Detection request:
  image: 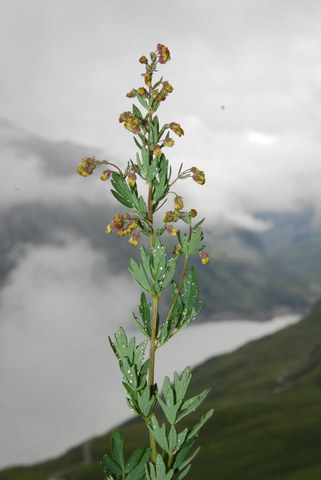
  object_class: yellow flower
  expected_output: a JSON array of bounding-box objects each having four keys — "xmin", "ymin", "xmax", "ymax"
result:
[
  {"xmin": 169, "ymin": 122, "xmax": 184, "ymax": 137},
  {"xmin": 127, "ymin": 172, "xmax": 137, "ymax": 187},
  {"xmin": 164, "ymin": 137, "xmax": 174, "ymax": 147},
  {"xmin": 200, "ymin": 251, "xmax": 210, "ymax": 265},
  {"xmin": 153, "ymin": 144, "xmax": 162, "ymax": 157},
  {"xmin": 128, "ymin": 232, "xmax": 141, "ymax": 247},
  {"xmin": 173, "ymin": 244, "xmax": 182, "ymax": 255},
  {"xmin": 174, "ymin": 195, "xmax": 184, "ymax": 211},
  {"xmin": 105, "ymin": 224, "xmax": 112, "ymax": 234},
  {"xmin": 191, "ymin": 167, "xmax": 205, "ymax": 185},
  {"xmin": 166, "ymin": 225, "xmax": 178, "ymax": 236},
  {"xmin": 100, "ymin": 170, "xmax": 111, "ymax": 181}
]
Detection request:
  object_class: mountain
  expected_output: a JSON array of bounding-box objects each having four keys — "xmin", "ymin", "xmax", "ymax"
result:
[{"xmin": 2, "ymin": 298, "xmax": 320, "ymax": 480}]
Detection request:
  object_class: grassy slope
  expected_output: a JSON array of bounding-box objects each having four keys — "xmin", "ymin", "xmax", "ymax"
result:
[{"xmin": 1, "ymin": 299, "xmax": 321, "ymax": 480}]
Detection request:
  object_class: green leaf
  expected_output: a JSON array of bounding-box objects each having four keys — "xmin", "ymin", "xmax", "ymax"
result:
[
  {"xmin": 148, "ymin": 416, "xmax": 169, "ymax": 451},
  {"xmin": 178, "ymin": 446, "xmax": 200, "ymax": 471},
  {"xmin": 188, "ymin": 228, "xmax": 203, "ymax": 255},
  {"xmin": 127, "ymin": 448, "xmax": 152, "ymax": 480},
  {"xmin": 177, "ymin": 389, "xmax": 210, "ymax": 423},
  {"xmin": 125, "ymin": 447, "xmax": 145, "ymax": 473},
  {"xmin": 168, "ymin": 425, "xmax": 178, "ymax": 452},
  {"xmin": 187, "ymin": 409, "xmax": 214, "ymax": 442},
  {"xmin": 137, "ymin": 385, "xmax": 156, "ymax": 418},
  {"xmin": 111, "ymin": 429, "xmax": 125, "ymax": 470},
  {"xmin": 133, "ymin": 340, "xmax": 148, "ymax": 370},
  {"xmin": 173, "ymin": 367, "xmax": 192, "ymax": 402},
  {"xmin": 140, "ymin": 246, "xmax": 153, "ymax": 280},
  {"xmin": 176, "ymin": 464, "xmax": 191, "ymax": 480},
  {"xmin": 135, "ymin": 93, "xmax": 149, "ymax": 110},
  {"xmin": 134, "ymin": 136, "xmax": 142, "ymax": 150},
  {"xmin": 162, "ymin": 257, "xmax": 178, "ymax": 290},
  {"xmin": 133, "ymin": 104, "xmax": 143, "ymax": 120},
  {"xmin": 111, "ymin": 189, "xmax": 133, "ymax": 208},
  {"xmin": 122, "ymin": 358, "xmax": 138, "ymax": 390},
  {"xmin": 101, "ymin": 453, "xmax": 122, "ymax": 477},
  {"xmin": 111, "ymin": 172, "xmax": 133, "ymax": 204},
  {"xmin": 129, "ymin": 258, "xmax": 152, "ymax": 293},
  {"xmin": 182, "ymin": 267, "xmax": 199, "ymax": 316},
  {"xmin": 139, "ymin": 293, "xmax": 152, "ymax": 336}
]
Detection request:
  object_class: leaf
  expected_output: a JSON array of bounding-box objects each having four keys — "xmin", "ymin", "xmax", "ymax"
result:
[
  {"xmin": 127, "ymin": 448, "xmax": 152, "ymax": 480},
  {"xmin": 182, "ymin": 267, "xmax": 199, "ymax": 316},
  {"xmin": 133, "ymin": 340, "xmax": 148, "ymax": 370},
  {"xmin": 139, "ymin": 293, "xmax": 152, "ymax": 336},
  {"xmin": 162, "ymin": 257, "xmax": 178, "ymax": 290},
  {"xmin": 122, "ymin": 358, "xmax": 138, "ymax": 390},
  {"xmin": 177, "ymin": 389, "xmax": 210, "ymax": 423},
  {"xmin": 101, "ymin": 453, "xmax": 122, "ymax": 477},
  {"xmin": 137, "ymin": 385, "xmax": 156, "ymax": 418},
  {"xmin": 134, "ymin": 136, "xmax": 142, "ymax": 150},
  {"xmin": 133, "ymin": 104, "xmax": 143, "ymax": 120},
  {"xmin": 168, "ymin": 424, "xmax": 178, "ymax": 452},
  {"xmin": 129, "ymin": 258, "xmax": 152, "ymax": 293},
  {"xmin": 111, "ymin": 429, "xmax": 125, "ymax": 470},
  {"xmin": 111, "ymin": 172, "xmax": 133, "ymax": 204},
  {"xmin": 178, "ymin": 446, "xmax": 200, "ymax": 471},
  {"xmin": 187, "ymin": 409, "xmax": 214, "ymax": 442},
  {"xmin": 147, "ymin": 416, "xmax": 169, "ymax": 451},
  {"xmin": 176, "ymin": 464, "xmax": 191, "ymax": 480},
  {"xmin": 125, "ymin": 447, "xmax": 145, "ymax": 473},
  {"xmin": 140, "ymin": 246, "xmax": 153, "ymax": 280},
  {"xmin": 135, "ymin": 93, "xmax": 149, "ymax": 110},
  {"xmin": 111, "ymin": 189, "xmax": 133, "ymax": 208},
  {"xmin": 173, "ymin": 367, "xmax": 192, "ymax": 402},
  {"xmin": 188, "ymin": 228, "xmax": 203, "ymax": 255}
]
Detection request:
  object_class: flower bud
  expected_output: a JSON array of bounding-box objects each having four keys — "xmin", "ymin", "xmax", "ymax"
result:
[
  {"xmin": 100, "ymin": 170, "xmax": 111, "ymax": 181},
  {"xmin": 174, "ymin": 195, "xmax": 184, "ymax": 211},
  {"xmin": 163, "ymin": 211, "xmax": 178, "ymax": 223},
  {"xmin": 200, "ymin": 251, "xmax": 210, "ymax": 265},
  {"xmin": 173, "ymin": 244, "xmax": 182, "ymax": 255},
  {"xmin": 191, "ymin": 167, "xmax": 205, "ymax": 185},
  {"xmin": 105, "ymin": 224, "xmax": 112, "ymax": 234},
  {"xmin": 139, "ymin": 55, "xmax": 148, "ymax": 64},
  {"xmin": 129, "ymin": 232, "xmax": 141, "ymax": 247},
  {"xmin": 127, "ymin": 171, "xmax": 137, "ymax": 187},
  {"xmin": 157, "ymin": 44, "xmax": 171, "ymax": 64},
  {"xmin": 189, "ymin": 209, "xmax": 197, "ymax": 218},
  {"xmin": 126, "ymin": 89, "xmax": 136, "ymax": 98},
  {"xmin": 153, "ymin": 144, "xmax": 162, "ymax": 157},
  {"xmin": 164, "ymin": 137, "xmax": 175, "ymax": 147},
  {"xmin": 169, "ymin": 122, "xmax": 184, "ymax": 137},
  {"xmin": 166, "ymin": 225, "xmax": 179, "ymax": 236}
]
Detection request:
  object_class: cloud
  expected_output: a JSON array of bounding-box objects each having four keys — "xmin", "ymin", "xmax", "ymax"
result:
[{"xmin": 0, "ymin": 234, "xmax": 140, "ymax": 467}]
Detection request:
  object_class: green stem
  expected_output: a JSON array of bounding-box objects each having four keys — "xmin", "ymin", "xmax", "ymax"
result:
[{"xmin": 148, "ymin": 294, "xmax": 159, "ymax": 463}]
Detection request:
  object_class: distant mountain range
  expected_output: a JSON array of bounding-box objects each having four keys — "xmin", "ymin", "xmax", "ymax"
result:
[
  {"xmin": 1, "ymin": 203, "xmax": 320, "ymax": 321},
  {"xmin": 2, "ymin": 297, "xmax": 320, "ymax": 479}
]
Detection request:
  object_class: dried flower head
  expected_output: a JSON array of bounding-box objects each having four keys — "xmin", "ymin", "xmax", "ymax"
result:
[
  {"xmin": 169, "ymin": 122, "xmax": 184, "ymax": 137},
  {"xmin": 191, "ymin": 167, "xmax": 205, "ymax": 185},
  {"xmin": 157, "ymin": 43, "xmax": 171, "ymax": 64}
]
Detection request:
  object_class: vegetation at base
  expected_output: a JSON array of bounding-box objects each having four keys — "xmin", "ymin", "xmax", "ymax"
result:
[{"xmin": 2, "ymin": 298, "xmax": 321, "ymax": 480}]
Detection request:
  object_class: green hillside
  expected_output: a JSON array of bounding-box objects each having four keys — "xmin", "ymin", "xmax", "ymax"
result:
[{"xmin": 2, "ymin": 299, "xmax": 321, "ymax": 480}]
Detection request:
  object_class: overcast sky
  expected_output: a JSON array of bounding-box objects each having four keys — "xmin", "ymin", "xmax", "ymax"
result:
[{"xmin": 0, "ymin": 0, "xmax": 321, "ymax": 471}]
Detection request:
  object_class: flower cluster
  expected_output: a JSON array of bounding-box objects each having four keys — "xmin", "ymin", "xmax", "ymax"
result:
[
  {"xmin": 157, "ymin": 43, "xmax": 171, "ymax": 64},
  {"xmin": 106, "ymin": 214, "xmax": 137, "ymax": 236},
  {"xmin": 76, "ymin": 156, "xmax": 97, "ymax": 177},
  {"xmin": 191, "ymin": 167, "xmax": 205, "ymax": 185},
  {"xmin": 119, "ymin": 112, "xmax": 142, "ymax": 134}
]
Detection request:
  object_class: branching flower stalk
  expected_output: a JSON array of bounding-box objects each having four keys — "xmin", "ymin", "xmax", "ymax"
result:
[{"xmin": 77, "ymin": 44, "xmax": 213, "ymax": 480}]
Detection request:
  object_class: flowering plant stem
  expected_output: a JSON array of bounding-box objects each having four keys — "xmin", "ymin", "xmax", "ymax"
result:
[{"xmin": 77, "ymin": 43, "xmax": 213, "ymax": 480}]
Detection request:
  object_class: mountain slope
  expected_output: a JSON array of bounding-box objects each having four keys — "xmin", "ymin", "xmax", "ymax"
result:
[{"xmin": 2, "ymin": 299, "xmax": 321, "ymax": 480}]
